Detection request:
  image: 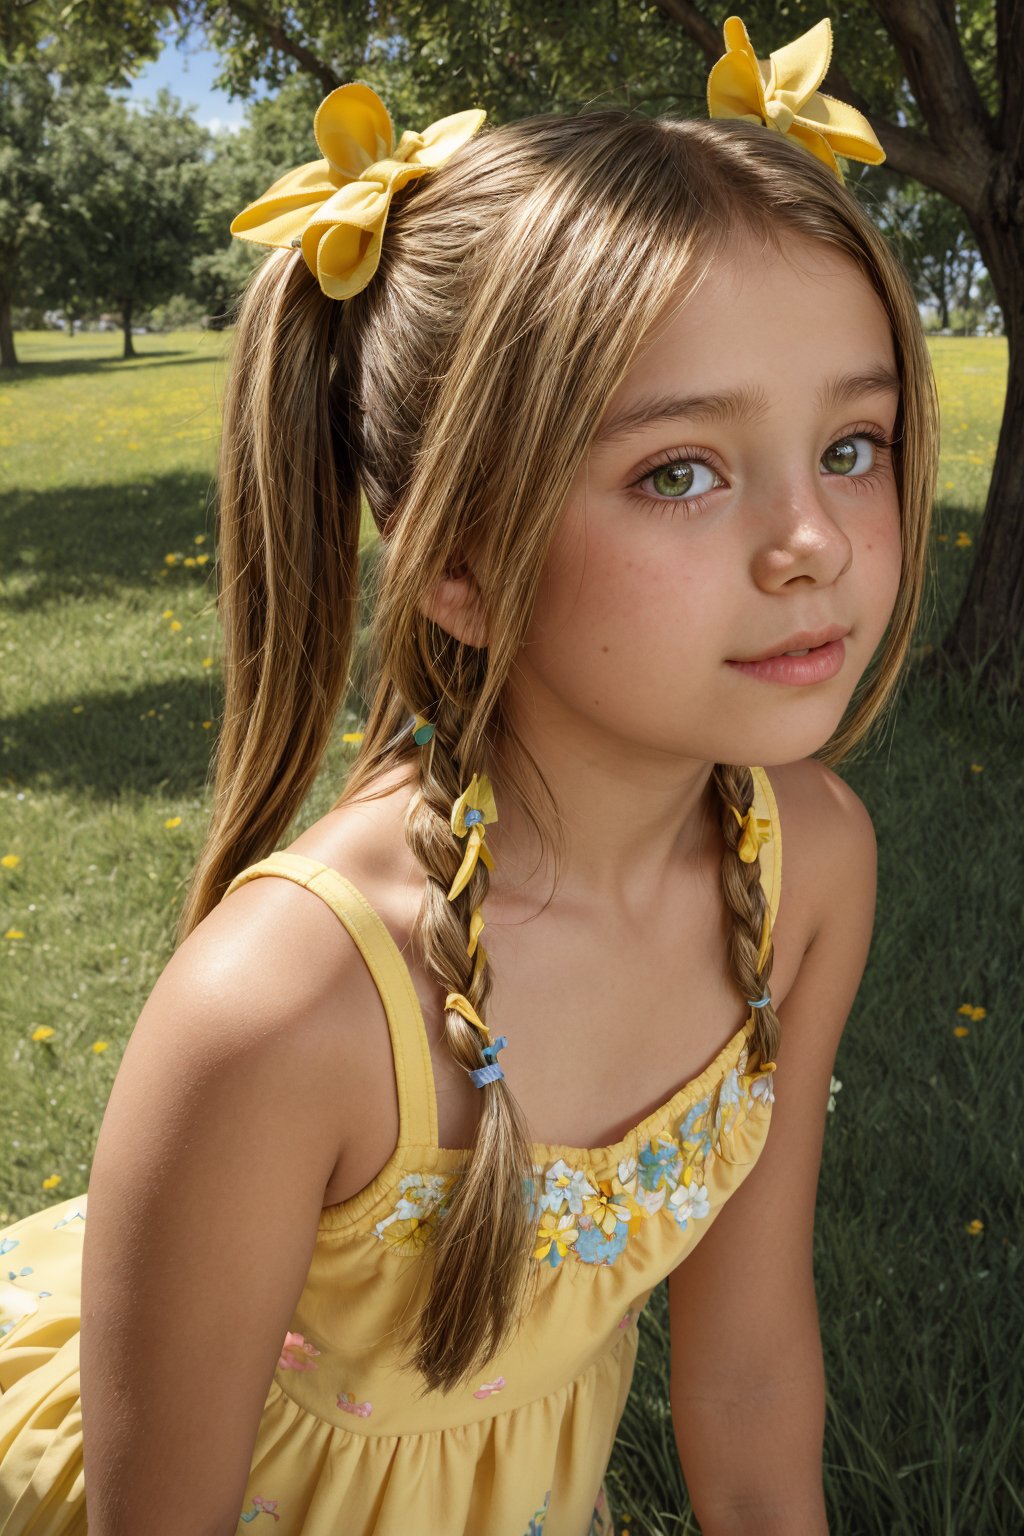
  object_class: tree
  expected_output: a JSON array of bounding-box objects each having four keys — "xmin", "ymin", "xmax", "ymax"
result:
[
  {"xmin": 0, "ymin": 1, "xmax": 172, "ymax": 365},
  {"xmin": 37, "ymin": 87, "xmax": 213, "ymax": 358},
  {"xmin": 0, "ymin": 60, "xmax": 54, "ymax": 366}
]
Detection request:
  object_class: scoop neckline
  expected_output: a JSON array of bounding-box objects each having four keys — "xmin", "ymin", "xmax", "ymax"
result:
[{"xmin": 432, "ymin": 1014, "xmax": 759, "ymax": 1165}]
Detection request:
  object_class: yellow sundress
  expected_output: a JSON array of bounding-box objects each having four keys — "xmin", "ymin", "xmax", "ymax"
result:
[{"xmin": 0, "ymin": 766, "xmax": 782, "ymax": 1535}]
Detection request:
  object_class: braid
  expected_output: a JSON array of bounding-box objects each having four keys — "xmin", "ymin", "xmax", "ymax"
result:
[
  {"xmin": 397, "ymin": 715, "xmax": 539, "ymax": 1396},
  {"xmin": 701, "ymin": 763, "xmax": 780, "ymax": 1158}
]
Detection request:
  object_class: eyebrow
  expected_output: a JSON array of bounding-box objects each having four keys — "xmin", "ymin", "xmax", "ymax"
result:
[{"xmin": 594, "ymin": 363, "xmax": 902, "ymax": 445}]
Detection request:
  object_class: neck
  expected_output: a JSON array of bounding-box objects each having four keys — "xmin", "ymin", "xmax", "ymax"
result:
[{"xmin": 483, "ymin": 706, "xmax": 724, "ymax": 923}]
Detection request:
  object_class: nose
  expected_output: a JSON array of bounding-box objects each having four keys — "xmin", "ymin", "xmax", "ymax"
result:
[{"xmin": 749, "ymin": 467, "xmax": 854, "ymax": 590}]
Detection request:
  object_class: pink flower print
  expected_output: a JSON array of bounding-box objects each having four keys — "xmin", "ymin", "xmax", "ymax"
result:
[
  {"xmin": 473, "ymin": 1374, "xmax": 506, "ymax": 1398},
  {"xmin": 337, "ymin": 1390, "xmax": 373, "ymax": 1418},
  {"xmin": 277, "ymin": 1331, "xmax": 321, "ymax": 1371},
  {"xmin": 239, "ymin": 1494, "xmax": 281, "ymax": 1522},
  {"xmin": 617, "ymin": 1309, "xmax": 633, "ymax": 1330}
]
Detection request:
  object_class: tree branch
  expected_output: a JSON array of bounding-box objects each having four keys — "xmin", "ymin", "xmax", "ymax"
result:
[
  {"xmin": 223, "ymin": 1, "xmax": 341, "ymax": 94},
  {"xmin": 652, "ymin": 0, "xmax": 721, "ymax": 65},
  {"xmin": 868, "ymin": 0, "xmax": 995, "ymax": 169}
]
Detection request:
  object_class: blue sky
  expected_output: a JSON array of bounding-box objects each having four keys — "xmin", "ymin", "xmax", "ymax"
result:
[{"xmin": 121, "ymin": 20, "xmax": 270, "ymax": 134}]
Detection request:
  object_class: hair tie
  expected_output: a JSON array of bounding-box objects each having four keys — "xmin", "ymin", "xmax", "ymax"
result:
[
  {"xmin": 747, "ymin": 991, "xmax": 772, "ymax": 1009},
  {"xmin": 410, "ymin": 713, "xmax": 435, "ymax": 745},
  {"xmin": 230, "ymin": 82, "xmax": 486, "ymax": 300},
  {"xmin": 448, "ymin": 773, "xmax": 498, "ymax": 900},
  {"xmin": 470, "ymin": 1035, "xmax": 508, "ymax": 1089},
  {"xmin": 706, "ymin": 15, "xmax": 885, "ymax": 185}
]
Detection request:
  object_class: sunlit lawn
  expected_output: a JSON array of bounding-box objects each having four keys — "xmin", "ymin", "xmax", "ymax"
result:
[{"xmin": 0, "ymin": 329, "xmax": 1019, "ymax": 1533}]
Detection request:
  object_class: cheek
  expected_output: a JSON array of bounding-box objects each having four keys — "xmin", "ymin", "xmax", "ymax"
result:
[{"xmin": 523, "ymin": 506, "xmax": 722, "ymax": 689}]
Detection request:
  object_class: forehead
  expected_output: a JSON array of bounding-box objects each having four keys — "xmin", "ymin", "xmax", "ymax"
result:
[{"xmin": 601, "ymin": 234, "xmax": 897, "ymax": 431}]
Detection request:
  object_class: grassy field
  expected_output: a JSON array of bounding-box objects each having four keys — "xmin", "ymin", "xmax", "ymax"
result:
[{"xmin": 1, "ymin": 329, "xmax": 1020, "ymax": 1533}]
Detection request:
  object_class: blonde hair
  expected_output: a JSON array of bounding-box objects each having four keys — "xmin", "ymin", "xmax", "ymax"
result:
[{"xmin": 179, "ymin": 108, "xmax": 939, "ymax": 1394}]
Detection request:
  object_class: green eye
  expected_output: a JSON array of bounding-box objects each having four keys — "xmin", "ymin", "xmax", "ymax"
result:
[
  {"xmin": 822, "ymin": 439, "xmax": 872, "ymax": 473},
  {"xmin": 651, "ymin": 463, "xmax": 696, "ymax": 497}
]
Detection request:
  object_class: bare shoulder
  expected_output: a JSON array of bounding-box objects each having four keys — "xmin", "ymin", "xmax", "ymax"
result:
[{"xmin": 765, "ymin": 756, "xmax": 877, "ymax": 953}]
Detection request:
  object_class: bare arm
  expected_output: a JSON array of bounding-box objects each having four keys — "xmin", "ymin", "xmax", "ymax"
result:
[
  {"xmin": 80, "ymin": 877, "xmax": 361, "ymax": 1536},
  {"xmin": 668, "ymin": 764, "xmax": 878, "ymax": 1533}
]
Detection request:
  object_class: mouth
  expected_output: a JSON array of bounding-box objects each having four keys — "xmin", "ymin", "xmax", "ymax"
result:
[
  {"xmin": 725, "ymin": 634, "xmax": 848, "ymax": 686},
  {"xmin": 728, "ymin": 625, "xmax": 850, "ymax": 664}
]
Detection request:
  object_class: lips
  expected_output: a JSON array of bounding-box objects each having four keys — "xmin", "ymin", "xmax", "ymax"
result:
[{"xmin": 731, "ymin": 624, "xmax": 850, "ymax": 664}]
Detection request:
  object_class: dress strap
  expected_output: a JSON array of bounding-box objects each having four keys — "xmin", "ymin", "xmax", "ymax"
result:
[
  {"xmin": 748, "ymin": 766, "xmax": 782, "ymax": 971},
  {"xmin": 222, "ymin": 852, "xmax": 439, "ymax": 1149}
]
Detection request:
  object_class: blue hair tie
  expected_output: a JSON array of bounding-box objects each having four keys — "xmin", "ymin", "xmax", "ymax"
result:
[
  {"xmin": 469, "ymin": 1034, "xmax": 508, "ymax": 1088},
  {"xmin": 747, "ymin": 991, "xmax": 771, "ymax": 1009}
]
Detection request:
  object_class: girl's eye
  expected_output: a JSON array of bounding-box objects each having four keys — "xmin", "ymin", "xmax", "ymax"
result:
[
  {"xmin": 632, "ymin": 454, "xmax": 721, "ymax": 503},
  {"xmin": 822, "ymin": 433, "xmax": 884, "ymax": 473}
]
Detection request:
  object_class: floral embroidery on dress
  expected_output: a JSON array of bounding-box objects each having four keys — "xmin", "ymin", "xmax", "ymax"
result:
[
  {"xmin": 371, "ymin": 1046, "xmax": 773, "ymax": 1266},
  {"xmin": 239, "ymin": 1494, "xmax": 281, "ymax": 1522},
  {"xmin": 473, "ymin": 1374, "xmax": 506, "ymax": 1398},
  {"xmin": 372, "ymin": 1171, "xmax": 456, "ymax": 1255},
  {"xmin": 337, "ymin": 1390, "xmax": 373, "ymax": 1418},
  {"xmin": 588, "ymin": 1483, "xmax": 614, "ymax": 1535},
  {"xmin": 277, "ymin": 1331, "xmax": 321, "ymax": 1371},
  {"xmin": 523, "ymin": 1489, "xmax": 551, "ymax": 1534}
]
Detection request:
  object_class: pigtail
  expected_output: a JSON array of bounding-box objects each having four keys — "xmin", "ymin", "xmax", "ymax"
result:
[
  {"xmin": 703, "ymin": 764, "xmax": 780, "ymax": 1150},
  {"xmin": 397, "ymin": 703, "xmax": 540, "ymax": 1396},
  {"xmin": 176, "ymin": 250, "xmax": 362, "ymax": 943}
]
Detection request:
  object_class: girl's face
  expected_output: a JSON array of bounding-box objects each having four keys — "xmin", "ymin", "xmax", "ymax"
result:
[{"xmin": 509, "ymin": 232, "xmax": 903, "ymax": 769}]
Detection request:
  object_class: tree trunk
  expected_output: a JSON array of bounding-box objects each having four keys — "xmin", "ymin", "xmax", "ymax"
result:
[
  {"xmin": 122, "ymin": 298, "xmax": 135, "ymax": 360},
  {"xmin": 921, "ymin": 201, "xmax": 1024, "ymax": 692},
  {"xmin": 0, "ymin": 276, "xmax": 18, "ymax": 368}
]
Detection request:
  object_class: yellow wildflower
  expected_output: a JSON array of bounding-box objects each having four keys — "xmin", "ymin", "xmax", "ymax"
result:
[
  {"xmin": 201, "ymin": 720, "xmax": 212, "ymax": 729},
  {"xmin": 169, "ymin": 619, "xmax": 182, "ymax": 632},
  {"xmin": 1, "ymin": 853, "xmax": 21, "ymax": 869},
  {"xmin": 194, "ymin": 534, "xmax": 206, "ymax": 545},
  {"xmin": 42, "ymin": 1175, "xmax": 61, "ymax": 1191},
  {"xmin": 5, "ymin": 929, "xmax": 25, "ymax": 940},
  {"xmin": 164, "ymin": 553, "xmax": 178, "ymax": 565},
  {"xmin": 965, "ymin": 1219, "xmax": 984, "ymax": 1236},
  {"xmin": 32, "ymin": 1026, "xmax": 55, "ymax": 1041},
  {"xmin": 162, "ymin": 608, "xmax": 174, "ymax": 619},
  {"xmin": 183, "ymin": 556, "xmax": 196, "ymax": 568},
  {"xmin": 71, "ymin": 704, "xmax": 84, "ymax": 714},
  {"xmin": 91, "ymin": 1041, "xmax": 109, "ymax": 1054},
  {"xmin": 953, "ymin": 1025, "xmax": 969, "ymax": 1037},
  {"xmin": 196, "ymin": 554, "xmax": 209, "ymax": 565},
  {"xmin": 201, "ymin": 657, "xmax": 213, "ymax": 668},
  {"xmin": 954, "ymin": 532, "xmax": 972, "ymax": 547},
  {"xmin": 164, "ymin": 816, "xmax": 182, "ymax": 829},
  {"xmin": 342, "ymin": 731, "xmax": 364, "ymax": 743},
  {"xmin": 969, "ymin": 763, "xmax": 983, "ymax": 773}
]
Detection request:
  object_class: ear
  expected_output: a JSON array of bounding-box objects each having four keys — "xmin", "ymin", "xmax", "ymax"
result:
[{"xmin": 418, "ymin": 558, "xmax": 488, "ymax": 649}]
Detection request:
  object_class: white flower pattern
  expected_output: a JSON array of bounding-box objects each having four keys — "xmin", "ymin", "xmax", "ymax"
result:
[{"xmin": 370, "ymin": 1040, "xmax": 774, "ymax": 1267}]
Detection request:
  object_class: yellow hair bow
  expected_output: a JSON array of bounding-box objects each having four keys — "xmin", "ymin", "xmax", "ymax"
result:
[
  {"xmin": 707, "ymin": 15, "xmax": 884, "ymax": 184},
  {"xmin": 445, "ymin": 991, "xmax": 490, "ymax": 1043},
  {"xmin": 229, "ymin": 81, "xmax": 486, "ymax": 300},
  {"xmin": 728, "ymin": 802, "xmax": 772, "ymax": 864},
  {"xmin": 448, "ymin": 773, "xmax": 498, "ymax": 901}
]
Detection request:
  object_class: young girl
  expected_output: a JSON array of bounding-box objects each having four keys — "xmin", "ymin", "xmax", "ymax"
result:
[{"xmin": 0, "ymin": 14, "xmax": 938, "ymax": 1535}]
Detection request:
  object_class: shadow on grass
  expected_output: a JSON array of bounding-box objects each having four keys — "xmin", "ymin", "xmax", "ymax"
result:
[
  {"xmin": 0, "ymin": 347, "xmax": 227, "ymax": 383},
  {"xmin": 1, "ymin": 472, "xmax": 219, "ymax": 611},
  {"xmin": 1, "ymin": 676, "xmax": 224, "ymax": 801}
]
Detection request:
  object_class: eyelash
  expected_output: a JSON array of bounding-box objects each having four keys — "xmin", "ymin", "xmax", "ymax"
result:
[{"xmin": 628, "ymin": 425, "xmax": 897, "ymax": 518}]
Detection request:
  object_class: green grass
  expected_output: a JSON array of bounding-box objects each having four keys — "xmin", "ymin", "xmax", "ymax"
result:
[{"xmin": 1, "ymin": 330, "xmax": 1021, "ymax": 1533}]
